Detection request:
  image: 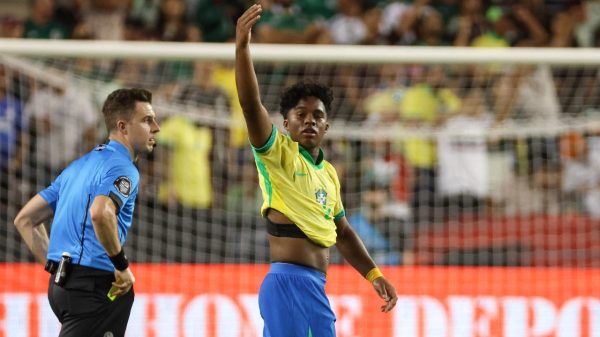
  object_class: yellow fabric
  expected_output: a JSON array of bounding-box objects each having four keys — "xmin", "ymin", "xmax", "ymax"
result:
[
  {"xmin": 471, "ymin": 33, "xmax": 509, "ymax": 48},
  {"xmin": 157, "ymin": 116, "xmax": 213, "ymax": 208},
  {"xmin": 400, "ymin": 84, "xmax": 439, "ymax": 122},
  {"xmin": 212, "ymin": 66, "xmax": 247, "ymax": 148},
  {"xmin": 363, "ymin": 87, "xmax": 403, "ymax": 116},
  {"xmin": 400, "ymin": 84, "xmax": 461, "ymax": 168},
  {"xmin": 252, "ymin": 128, "xmax": 344, "ymax": 247}
]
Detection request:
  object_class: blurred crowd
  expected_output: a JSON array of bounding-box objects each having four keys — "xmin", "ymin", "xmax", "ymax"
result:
[
  {"xmin": 1, "ymin": 0, "xmax": 600, "ymax": 48},
  {"xmin": 2, "ymin": 0, "xmax": 600, "ymax": 267}
]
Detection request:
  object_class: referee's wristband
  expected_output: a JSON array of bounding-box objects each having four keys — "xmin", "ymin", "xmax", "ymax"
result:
[
  {"xmin": 365, "ymin": 267, "xmax": 384, "ymax": 283},
  {"xmin": 109, "ymin": 249, "xmax": 129, "ymax": 271}
]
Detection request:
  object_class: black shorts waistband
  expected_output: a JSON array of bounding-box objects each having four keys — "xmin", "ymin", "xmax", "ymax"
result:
[{"xmin": 45, "ymin": 260, "xmax": 113, "ymax": 277}]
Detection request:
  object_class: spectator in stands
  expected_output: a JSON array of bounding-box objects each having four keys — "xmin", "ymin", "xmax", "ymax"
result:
[
  {"xmin": 1, "ymin": 16, "xmax": 24, "ymax": 38},
  {"xmin": 347, "ymin": 179, "xmax": 402, "ymax": 265},
  {"xmin": 363, "ymin": 85, "xmax": 403, "ymax": 125},
  {"xmin": 432, "ymin": 0, "xmax": 459, "ymax": 31},
  {"xmin": 156, "ymin": 115, "xmax": 213, "ymax": 211},
  {"xmin": 295, "ymin": 0, "xmax": 337, "ymax": 23},
  {"xmin": 461, "ymin": 4, "xmax": 548, "ymax": 47},
  {"xmin": 0, "ymin": 65, "xmax": 25, "ymax": 170},
  {"xmin": 548, "ymin": 1, "xmax": 582, "ymax": 47},
  {"xmin": 399, "ymin": 65, "xmax": 461, "ymax": 228},
  {"xmin": 123, "ymin": 16, "xmax": 148, "ymax": 41},
  {"xmin": 437, "ymin": 87, "xmax": 493, "ymax": 220},
  {"xmin": 383, "ymin": 0, "xmax": 439, "ymax": 45},
  {"xmin": 166, "ymin": 61, "xmax": 229, "ymax": 111},
  {"xmin": 54, "ymin": 0, "xmax": 86, "ymax": 38},
  {"xmin": 378, "ymin": 0, "xmax": 446, "ymax": 45},
  {"xmin": 128, "ymin": 0, "xmax": 161, "ymax": 34},
  {"xmin": 562, "ymin": 132, "xmax": 600, "ymax": 218},
  {"xmin": 81, "ymin": 0, "xmax": 127, "ymax": 40},
  {"xmin": 225, "ymin": 156, "xmax": 261, "ymax": 214},
  {"xmin": 22, "ymin": 0, "xmax": 68, "ymax": 39},
  {"xmin": 377, "ymin": 1, "xmax": 409, "ymax": 44},
  {"xmin": 450, "ymin": 0, "xmax": 486, "ymax": 46},
  {"xmin": 254, "ymin": 0, "xmax": 330, "ymax": 44},
  {"xmin": 326, "ymin": 0, "xmax": 378, "ymax": 45},
  {"xmin": 0, "ymin": 65, "xmax": 26, "ymax": 212},
  {"xmin": 155, "ymin": 0, "xmax": 201, "ymax": 42},
  {"xmin": 193, "ymin": 0, "xmax": 238, "ymax": 42},
  {"xmin": 412, "ymin": 7, "xmax": 446, "ymax": 46},
  {"xmin": 360, "ymin": 138, "xmax": 410, "ymax": 218},
  {"xmin": 150, "ymin": 0, "xmax": 201, "ymax": 81},
  {"xmin": 574, "ymin": 0, "xmax": 600, "ymax": 48},
  {"xmin": 492, "ymin": 64, "xmax": 562, "ymax": 214},
  {"xmin": 24, "ymin": 80, "xmax": 98, "ymax": 187},
  {"xmin": 362, "ymin": 64, "xmax": 408, "ymax": 124}
]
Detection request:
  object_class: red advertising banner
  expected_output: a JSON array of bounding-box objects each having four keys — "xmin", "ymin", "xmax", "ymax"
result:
[{"xmin": 0, "ymin": 264, "xmax": 599, "ymax": 337}]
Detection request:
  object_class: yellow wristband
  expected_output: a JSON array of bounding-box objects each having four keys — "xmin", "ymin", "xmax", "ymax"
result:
[{"xmin": 365, "ymin": 267, "xmax": 384, "ymax": 283}]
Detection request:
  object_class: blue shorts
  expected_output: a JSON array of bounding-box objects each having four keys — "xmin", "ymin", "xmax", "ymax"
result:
[{"xmin": 259, "ymin": 263, "xmax": 336, "ymax": 337}]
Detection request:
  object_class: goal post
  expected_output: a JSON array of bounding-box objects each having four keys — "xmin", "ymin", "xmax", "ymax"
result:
[{"xmin": 1, "ymin": 39, "xmax": 599, "ymax": 336}]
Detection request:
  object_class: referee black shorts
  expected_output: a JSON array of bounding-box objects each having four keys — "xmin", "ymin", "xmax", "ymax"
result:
[{"xmin": 47, "ymin": 264, "xmax": 134, "ymax": 337}]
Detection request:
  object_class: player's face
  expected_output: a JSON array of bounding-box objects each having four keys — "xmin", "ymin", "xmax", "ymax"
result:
[
  {"xmin": 126, "ymin": 101, "xmax": 160, "ymax": 156},
  {"xmin": 283, "ymin": 96, "xmax": 329, "ymax": 150}
]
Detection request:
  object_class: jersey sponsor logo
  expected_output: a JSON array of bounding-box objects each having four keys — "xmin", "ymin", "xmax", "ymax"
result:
[
  {"xmin": 294, "ymin": 171, "xmax": 308, "ymax": 177},
  {"xmin": 114, "ymin": 176, "xmax": 132, "ymax": 197},
  {"xmin": 94, "ymin": 144, "xmax": 107, "ymax": 151}
]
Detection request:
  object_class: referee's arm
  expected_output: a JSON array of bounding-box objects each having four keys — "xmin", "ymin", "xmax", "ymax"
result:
[
  {"xmin": 89, "ymin": 195, "xmax": 122, "ymax": 256},
  {"xmin": 90, "ymin": 195, "xmax": 135, "ymax": 296},
  {"xmin": 14, "ymin": 194, "xmax": 53, "ymax": 264}
]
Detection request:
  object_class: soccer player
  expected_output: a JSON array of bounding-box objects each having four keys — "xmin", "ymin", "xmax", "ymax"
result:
[
  {"xmin": 235, "ymin": 4, "xmax": 398, "ymax": 337},
  {"xmin": 13, "ymin": 88, "xmax": 160, "ymax": 337}
]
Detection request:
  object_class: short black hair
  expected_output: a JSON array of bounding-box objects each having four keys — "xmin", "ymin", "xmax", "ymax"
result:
[
  {"xmin": 279, "ymin": 82, "xmax": 333, "ymax": 118},
  {"xmin": 102, "ymin": 88, "xmax": 152, "ymax": 133}
]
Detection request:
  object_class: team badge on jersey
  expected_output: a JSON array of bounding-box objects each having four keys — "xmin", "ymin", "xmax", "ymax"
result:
[
  {"xmin": 315, "ymin": 189, "xmax": 327, "ymax": 206},
  {"xmin": 114, "ymin": 176, "xmax": 132, "ymax": 197}
]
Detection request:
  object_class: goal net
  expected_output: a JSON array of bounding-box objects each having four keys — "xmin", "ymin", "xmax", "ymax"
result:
[{"xmin": 1, "ymin": 39, "xmax": 599, "ymax": 337}]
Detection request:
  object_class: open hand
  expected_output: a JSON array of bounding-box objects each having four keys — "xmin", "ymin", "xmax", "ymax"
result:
[
  {"xmin": 372, "ymin": 277, "xmax": 398, "ymax": 313},
  {"xmin": 236, "ymin": 4, "xmax": 263, "ymax": 48}
]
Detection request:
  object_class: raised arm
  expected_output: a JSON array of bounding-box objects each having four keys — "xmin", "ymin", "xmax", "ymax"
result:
[
  {"xmin": 235, "ymin": 4, "xmax": 273, "ymax": 148},
  {"xmin": 335, "ymin": 216, "xmax": 398, "ymax": 312}
]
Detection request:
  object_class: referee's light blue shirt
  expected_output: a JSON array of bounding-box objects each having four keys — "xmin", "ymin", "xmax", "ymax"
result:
[{"xmin": 40, "ymin": 140, "xmax": 140, "ymax": 272}]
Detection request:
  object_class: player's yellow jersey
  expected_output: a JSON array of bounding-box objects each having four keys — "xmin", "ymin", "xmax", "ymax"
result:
[{"xmin": 252, "ymin": 126, "xmax": 345, "ymax": 247}]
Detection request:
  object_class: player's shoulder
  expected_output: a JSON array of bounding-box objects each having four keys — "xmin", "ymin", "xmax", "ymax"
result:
[
  {"xmin": 90, "ymin": 145, "xmax": 139, "ymax": 179},
  {"xmin": 323, "ymin": 160, "xmax": 340, "ymax": 177}
]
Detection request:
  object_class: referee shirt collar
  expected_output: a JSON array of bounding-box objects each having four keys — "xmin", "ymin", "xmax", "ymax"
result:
[{"xmin": 108, "ymin": 140, "xmax": 133, "ymax": 162}]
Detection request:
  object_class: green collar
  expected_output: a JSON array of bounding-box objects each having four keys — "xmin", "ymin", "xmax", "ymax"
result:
[{"xmin": 299, "ymin": 145, "xmax": 325, "ymax": 169}]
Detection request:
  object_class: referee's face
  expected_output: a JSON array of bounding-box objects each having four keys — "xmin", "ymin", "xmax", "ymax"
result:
[{"xmin": 127, "ymin": 101, "xmax": 160, "ymax": 156}]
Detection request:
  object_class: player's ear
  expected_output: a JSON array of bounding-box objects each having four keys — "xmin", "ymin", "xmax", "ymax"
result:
[
  {"xmin": 283, "ymin": 119, "xmax": 289, "ymax": 130},
  {"xmin": 117, "ymin": 119, "xmax": 127, "ymax": 134},
  {"xmin": 324, "ymin": 122, "xmax": 329, "ymax": 133}
]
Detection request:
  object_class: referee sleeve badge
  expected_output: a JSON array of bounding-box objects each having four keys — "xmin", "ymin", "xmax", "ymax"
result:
[{"xmin": 114, "ymin": 176, "xmax": 132, "ymax": 197}]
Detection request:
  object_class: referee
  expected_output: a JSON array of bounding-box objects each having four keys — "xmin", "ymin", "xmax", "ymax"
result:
[{"xmin": 14, "ymin": 88, "xmax": 160, "ymax": 337}]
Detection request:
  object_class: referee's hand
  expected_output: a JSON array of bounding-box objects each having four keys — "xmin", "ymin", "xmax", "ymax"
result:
[
  {"xmin": 372, "ymin": 277, "xmax": 398, "ymax": 313},
  {"xmin": 111, "ymin": 268, "xmax": 135, "ymax": 298}
]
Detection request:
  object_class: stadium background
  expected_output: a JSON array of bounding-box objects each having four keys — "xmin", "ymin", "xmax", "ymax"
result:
[{"xmin": 1, "ymin": 0, "xmax": 600, "ymax": 336}]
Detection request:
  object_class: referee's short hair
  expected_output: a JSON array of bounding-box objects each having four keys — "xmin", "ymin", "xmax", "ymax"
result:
[{"xmin": 102, "ymin": 88, "xmax": 152, "ymax": 133}]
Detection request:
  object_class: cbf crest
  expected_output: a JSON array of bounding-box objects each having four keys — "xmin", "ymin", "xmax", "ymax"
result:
[
  {"xmin": 315, "ymin": 188, "xmax": 327, "ymax": 206},
  {"xmin": 315, "ymin": 188, "xmax": 333, "ymax": 219}
]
